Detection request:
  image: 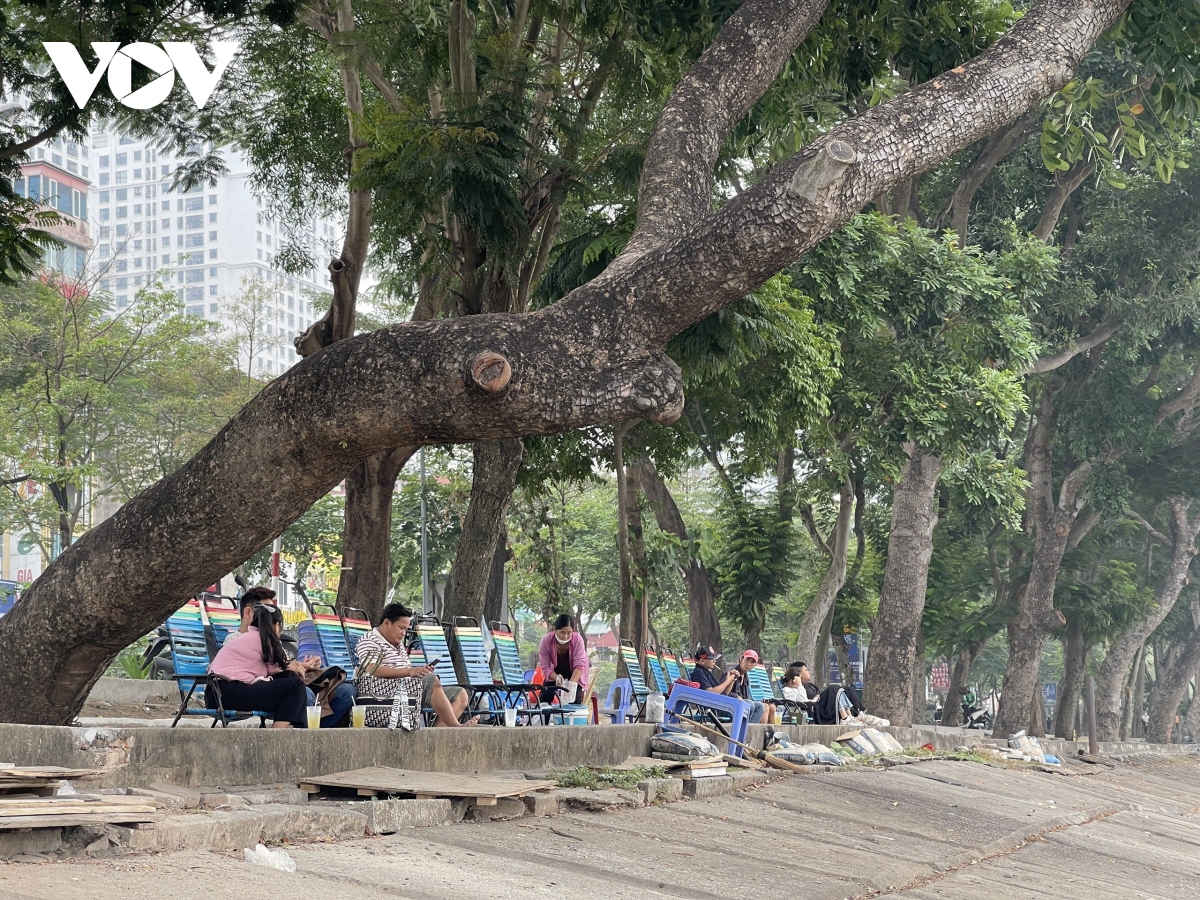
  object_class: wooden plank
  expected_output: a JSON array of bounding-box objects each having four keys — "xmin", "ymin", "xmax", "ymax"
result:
[
  {"xmin": 298, "ymin": 783, "xmax": 320, "ymax": 794},
  {"xmin": 299, "ymin": 766, "xmax": 554, "ymax": 800},
  {"xmin": 472, "ymin": 797, "xmax": 497, "ymax": 807},
  {"xmin": 0, "ymin": 812, "xmax": 162, "ymax": 829},
  {"xmin": 0, "ymin": 766, "xmax": 104, "ymax": 780}
]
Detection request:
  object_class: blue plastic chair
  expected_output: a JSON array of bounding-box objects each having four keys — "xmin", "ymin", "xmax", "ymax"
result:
[
  {"xmin": 166, "ymin": 601, "xmax": 269, "ymax": 728},
  {"xmin": 602, "ymin": 678, "xmax": 632, "ymax": 724},
  {"xmin": 665, "ymin": 682, "xmax": 751, "ymax": 757}
]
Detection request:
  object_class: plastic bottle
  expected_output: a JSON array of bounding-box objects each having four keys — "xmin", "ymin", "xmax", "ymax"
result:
[{"xmin": 645, "ymin": 691, "xmax": 665, "ymax": 723}]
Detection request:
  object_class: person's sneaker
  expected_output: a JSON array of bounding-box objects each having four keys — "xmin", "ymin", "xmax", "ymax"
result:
[{"xmin": 853, "ymin": 713, "xmax": 891, "ymax": 727}]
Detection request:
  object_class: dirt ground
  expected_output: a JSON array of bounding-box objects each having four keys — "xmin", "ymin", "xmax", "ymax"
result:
[{"xmin": 1, "ymin": 754, "xmax": 1197, "ymax": 899}]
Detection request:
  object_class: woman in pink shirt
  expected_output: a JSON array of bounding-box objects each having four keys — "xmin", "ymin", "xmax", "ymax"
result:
[
  {"xmin": 207, "ymin": 605, "xmax": 310, "ymax": 727},
  {"xmin": 537, "ymin": 614, "xmax": 589, "ymax": 704}
]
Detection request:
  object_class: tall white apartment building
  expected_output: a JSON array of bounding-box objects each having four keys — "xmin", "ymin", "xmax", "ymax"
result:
[{"xmin": 87, "ymin": 126, "xmax": 338, "ymax": 376}]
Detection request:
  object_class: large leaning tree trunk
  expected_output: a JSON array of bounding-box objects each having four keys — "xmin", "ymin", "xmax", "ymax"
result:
[
  {"xmin": 1054, "ymin": 617, "xmax": 1086, "ymax": 739},
  {"xmin": 865, "ymin": 443, "xmax": 942, "ymax": 725},
  {"xmin": 0, "ymin": 0, "xmax": 1137, "ymax": 724},
  {"xmin": 442, "ymin": 439, "xmax": 525, "ymax": 620},
  {"xmin": 793, "ymin": 473, "xmax": 855, "ymax": 668},
  {"xmin": 638, "ymin": 458, "xmax": 722, "ymax": 652},
  {"xmin": 1094, "ymin": 499, "xmax": 1199, "ymax": 740}
]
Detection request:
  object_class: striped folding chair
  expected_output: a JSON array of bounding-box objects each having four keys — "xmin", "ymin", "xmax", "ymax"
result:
[
  {"xmin": 201, "ymin": 598, "xmax": 242, "ymax": 651},
  {"xmin": 338, "ymin": 606, "xmax": 373, "ymax": 660},
  {"xmin": 408, "ymin": 615, "xmax": 474, "ymax": 724},
  {"xmin": 662, "ymin": 648, "xmax": 683, "ymax": 684},
  {"xmin": 618, "ymin": 641, "xmax": 651, "ymax": 718},
  {"xmin": 306, "ymin": 603, "xmax": 354, "ymax": 671},
  {"xmin": 677, "ymin": 649, "xmax": 696, "ymax": 679},
  {"xmin": 645, "ymin": 646, "xmax": 671, "ymax": 693},
  {"xmin": 166, "ymin": 600, "xmax": 268, "ymax": 728},
  {"xmin": 450, "ymin": 617, "xmax": 504, "ymax": 722},
  {"xmin": 747, "ymin": 663, "xmax": 775, "ymax": 703}
]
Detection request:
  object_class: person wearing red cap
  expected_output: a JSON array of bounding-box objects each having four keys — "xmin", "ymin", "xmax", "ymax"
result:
[{"xmin": 728, "ymin": 649, "xmax": 775, "ymax": 725}]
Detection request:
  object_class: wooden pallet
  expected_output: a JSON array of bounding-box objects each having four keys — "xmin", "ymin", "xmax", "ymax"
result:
[
  {"xmin": 299, "ymin": 766, "xmax": 555, "ymax": 806},
  {"xmin": 0, "ymin": 793, "xmax": 161, "ymax": 830}
]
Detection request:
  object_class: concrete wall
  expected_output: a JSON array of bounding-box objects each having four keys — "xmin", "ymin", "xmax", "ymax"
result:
[
  {"xmin": 0, "ymin": 723, "xmax": 658, "ymax": 789},
  {"xmin": 86, "ymin": 678, "xmax": 176, "ymax": 705}
]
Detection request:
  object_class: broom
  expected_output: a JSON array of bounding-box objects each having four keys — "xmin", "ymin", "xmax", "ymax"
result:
[{"xmin": 674, "ymin": 719, "xmax": 809, "ymax": 774}]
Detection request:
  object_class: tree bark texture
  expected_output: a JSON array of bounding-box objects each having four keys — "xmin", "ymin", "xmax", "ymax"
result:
[
  {"xmin": 1146, "ymin": 626, "xmax": 1200, "ymax": 743},
  {"xmin": 337, "ymin": 447, "xmax": 415, "ymax": 622},
  {"xmin": 442, "ymin": 440, "xmax": 524, "ymax": 622},
  {"xmin": 1055, "ymin": 618, "xmax": 1085, "ymax": 739},
  {"xmin": 994, "ymin": 395, "xmax": 1088, "ymax": 736},
  {"xmin": 1094, "ymin": 500, "xmax": 1198, "ymax": 739},
  {"xmin": 0, "ymin": 0, "xmax": 1137, "ymax": 723},
  {"xmin": 865, "ymin": 444, "xmax": 943, "ymax": 725},
  {"xmin": 1180, "ymin": 677, "xmax": 1200, "ymax": 742},
  {"xmin": 638, "ymin": 459, "xmax": 722, "ymax": 652},
  {"xmin": 793, "ymin": 475, "xmax": 855, "ymax": 669}
]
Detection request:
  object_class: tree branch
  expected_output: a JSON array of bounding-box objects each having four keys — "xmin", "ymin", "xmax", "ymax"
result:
[
  {"xmin": 1127, "ymin": 507, "xmax": 1170, "ymax": 548},
  {"xmin": 936, "ymin": 110, "xmax": 1041, "ymax": 245},
  {"xmin": 0, "ymin": 121, "xmax": 69, "ymax": 160},
  {"xmin": 625, "ymin": 0, "xmax": 832, "ymax": 256},
  {"xmin": 1033, "ymin": 159, "xmax": 1095, "ymax": 242},
  {"xmin": 799, "ymin": 503, "xmax": 832, "ymax": 557},
  {"xmin": 1019, "ymin": 318, "xmax": 1119, "ymax": 375}
]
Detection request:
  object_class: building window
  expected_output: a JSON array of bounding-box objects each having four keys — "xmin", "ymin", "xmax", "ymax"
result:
[
  {"xmin": 185, "ymin": 269, "xmax": 204, "ymax": 283},
  {"xmin": 99, "ymin": 173, "xmax": 109, "ymax": 186},
  {"xmin": 117, "ymin": 295, "xmax": 128, "ymax": 308},
  {"xmin": 162, "ymin": 236, "xmax": 170, "ymax": 247},
  {"xmin": 116, "ymin": 224, "xmax": 127, "ymax": 236},
  {"xmin": 186, "ymin": 286, "xmax": 204, "ymax": 301},
  {"xmin": 133, "ymin": 204, "xmax": 142, "ymax": 214},
  {"xmin": 115, "ymin": 153, "xmax": 127, "ymax": 165},
  {"xmin": 162, "ymin": 218, "xmax": 171, "ymax": 230},
  {"xmin": 208, "ymin": 248, "xmax": 217, "ymax": 259},
  {"xmin": 133, "ymin": 150, "xmax": 142, "ymax": 161},
  {"xmin": 257, "ymin": 249, "xmax": 263, "ymax": 260},
  {"xmin": 184, "ymin": 197, "xmax": 203, "ymax": 211},
  {"xmin": 186, "ymin": 305, "xmax": 203, "ymax": 317},
  {"xmin": 98, "ymin": 208, "xmax": 110, "ymax": 221},
  {"xmin": 265, "ymin": 235, "xmax": 271, "ymax": 246},
  {"xmin": 133, "ymin": 168, "xmax": 141, "ymax": 178},
  {"xmin": 98, "ymin": 190, "xmax": 109, "ymax": 204},
  {"xmin": 115, "ymin": 188, "xmax": 127, "ymax": 201},
  {"xmin": 185, "ymin": 215, "xmax": 203, "ymax": 229},
  {"xmin": 209, "ymin": 267, "xmax": 217, "ymax": 276},
  {"xmin": 209, "ymin": 230, "xmax": 217, "ymax": 241},
  {"xmin": 184, "ymin": 233, "xmax": 204, "ymax": 247},
  {"xmin": 208, "ymin": 212, "xmax": 217, "ymax": 223},
  {"xmin": 162, "ymin": 254, "xmax": 170, "ymax": 264},
  {"xmin": 116, "ymin": 207, "xmax": 127, "ymax": 219},
  {"xmin": 209, "ymin": 301, "xmax": 218, "ymax": 311},
  {"xmin": 115, "ymin": 171, "xmax": 127, "ymax": 184},
  {"xmin": 99, "ymin": 155, "xmax": 109, "ymax": 168}
]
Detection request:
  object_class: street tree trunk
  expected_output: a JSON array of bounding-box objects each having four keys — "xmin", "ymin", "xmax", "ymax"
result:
[
  {"xmin": 638, "ymin": 459, "xmax": 722, "ymax": 652},
  {"xmin": 442, "ymin": 440, "xmax": 524, "ymax": 621},
  {"xmin": 994, "ymin": 393, "xmax": 1089, "ymax": 736},
  {"xmin": 944, "ymin": 637, "xmax": 987, "ymax": 729},
  {"xmin": 337, "ymin": 447, "xmax": 415, "ymax": 622},
  {"xmin": 865, "ymin": 443, "xmax": 943, "ymax": 725},
  {"xmin": 481, "ymin": 524, "xmax": 510, "ymax": 626},
  {"xmin": 1094, "ymin": 500, "xmax": 1199, "ymax": 740},
  {"xmin": 0, "ymin": 0, "xmax": 1137, "ymax": 724},
  {"xmin": 1180, "ymin": 677, "xmax": 1200, "ymax": 742},
  {"xmin": 1146, "ymin": 626, "xmax": 1200, "ymax": 743},
  {"xmin": 1054, "ymin": 618, "xmax": 1085, "ymax": 739},
  {"xmin": 793, "ymin": 474, "xmax": 855, "ymax": 669}
]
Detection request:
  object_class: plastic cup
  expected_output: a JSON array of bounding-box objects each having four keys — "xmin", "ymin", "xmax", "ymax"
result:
[
  {"xmin": 306, "ymin": 705, "xmax": 322, "ymax": 729},
  {"xmin": 503, "ymin": 708, "xmax": 517, "ymax": 728},
  {"xmin": 351, "ymin": 706, "xmax": 366, "ymax": 728}
]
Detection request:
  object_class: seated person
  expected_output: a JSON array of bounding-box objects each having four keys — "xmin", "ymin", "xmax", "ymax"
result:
[
  {"xmin": 536, "ymin": 614, "xmax": 589, "ymax": 705},
  {"xmin": 811, "ymin": 680, "xmax": 889, "ymax": 727},
  {"xmin": 688, "ymin": 645, "xmax": 771, "ymax": 725},
  {"xmin": 223, "ymin": 586, "xmax": 278, "ymax": 645},
  {"xmin": 354, "ymin": 602, "xmax": 477, "ymax": 728},
  {"xmin": 727, "ymin": 650, "xmax": 776, "ymax": 725},
  {"xmin": 780, "ymin": 662, "xmax": 820, "ymax": 702},
  {"xmin": 207, "ymin": 604, "xmax": 310, "ymax": 727},
  {"xmin": 225, "ymin": 586, "xmax": 356, "ymax": 726}
]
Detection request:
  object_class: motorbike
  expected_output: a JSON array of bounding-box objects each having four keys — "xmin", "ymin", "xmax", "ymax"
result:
[{"xmin": 962, "ymin": 702, "xmax": 993, "ymax": 730}]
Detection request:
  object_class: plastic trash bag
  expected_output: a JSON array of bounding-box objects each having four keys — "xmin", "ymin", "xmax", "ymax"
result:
[{"xmin": 244, "ymin": 843, "xmax": 296, "ymax": 873}]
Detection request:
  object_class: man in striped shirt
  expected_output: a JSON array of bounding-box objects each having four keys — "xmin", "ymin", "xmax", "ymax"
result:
[{"xmin": 354, "ymin": 603, "xmax": 477, "ymax": 728}]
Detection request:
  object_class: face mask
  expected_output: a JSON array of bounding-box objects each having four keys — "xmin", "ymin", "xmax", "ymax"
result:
[{"xmin": 555, "ymin": 634, "xmax": 571, "ymax": 645}]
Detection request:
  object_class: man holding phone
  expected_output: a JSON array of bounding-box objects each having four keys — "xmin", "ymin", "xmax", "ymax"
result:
[{"xmin": 354, "ymin": 602, "xmax": 476, "ymax": 728}]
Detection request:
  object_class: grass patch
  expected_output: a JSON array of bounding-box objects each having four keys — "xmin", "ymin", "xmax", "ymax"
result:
[{"xmin": 552, "ymin": 764, "xmax": 667, "ymax": 791}]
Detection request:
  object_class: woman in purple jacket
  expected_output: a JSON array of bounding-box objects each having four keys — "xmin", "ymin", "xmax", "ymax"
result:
[{"xmin": 537, "ymin": 614, "xmax": 589, "ymax": 704}]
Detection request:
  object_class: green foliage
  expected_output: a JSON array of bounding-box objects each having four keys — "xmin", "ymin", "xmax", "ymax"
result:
[
  {"xmin": 551, "ymin": 764, "xmax": 666, "ymax": 791},
  {"xmin": 0, "ymin": 276, "xmax": 245, "ymax": 550}
]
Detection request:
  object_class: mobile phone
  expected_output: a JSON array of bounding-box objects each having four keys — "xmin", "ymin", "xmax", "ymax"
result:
[{"xmin": 424, "ymin": 656, "xmax": 442, "ymax": 668}]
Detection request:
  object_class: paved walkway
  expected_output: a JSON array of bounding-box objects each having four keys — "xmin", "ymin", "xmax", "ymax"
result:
[{"xmin": 1, "ymin": 754, "xmax": 1197, "ymax": 899}]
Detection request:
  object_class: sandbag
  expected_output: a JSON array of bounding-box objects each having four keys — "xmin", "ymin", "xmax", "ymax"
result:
[{"xmin": 651, "ymin": 728, "xmax": 721, "ymax": 761}]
